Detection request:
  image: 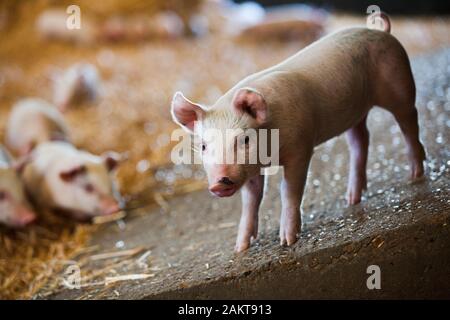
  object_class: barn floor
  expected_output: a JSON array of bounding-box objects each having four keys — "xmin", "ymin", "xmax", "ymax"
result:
[{"xmin": 0, "ymin": 11, "xmax": 449, "ymax": 299}]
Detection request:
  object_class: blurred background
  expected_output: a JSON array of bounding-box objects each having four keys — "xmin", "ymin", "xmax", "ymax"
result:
[
  {"xmin": 0, "ymin": 0, "xmax": 449, "ymax": 299},
  {"xmin": 238, "ymin": 0, "xmax": 450, "ymax": 14}
]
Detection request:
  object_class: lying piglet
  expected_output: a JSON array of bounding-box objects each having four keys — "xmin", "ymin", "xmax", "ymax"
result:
[
  {"xmin": 100, "ymin": 12, "xmax": 185, "ymax": 42},
  {"xmin": 171, "ymin": 14, "xmax": 426, "ymax": 251},
  {"xmin": 6, "ymin": 98, "xmax": 69, "ymax": 156},
  {"xmin": 21, "ymin": 142, "xmax": 122, "ymax": 221},
  {"xmin": 237, "ymin": 19, "xmax": 324, "ymax": 43},
  {"xmin": 0, "ymin": 145, "xmax": 36, "ymax": 228},
  {"xmin": 36, "ymin": 9, "xmax": 96, "ymax": 44},
  {"xmin": 53, "ymin": 63, "xmax": 100, "ymax": 111}
]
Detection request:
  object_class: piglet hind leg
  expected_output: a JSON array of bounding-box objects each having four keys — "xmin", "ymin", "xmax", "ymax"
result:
[
  {"xmin": 279, "ymin": 153, "xmax": 311, "ymax": 246},
  {"xmin": 393, "ymin": 107, "xmax": 426, "ymax": 179},
  {"xmin": 345, "ymin": 115, "xmax": 369, "ymax": 205},
  {"xmin": 379, "ymin": 100, "xmax": 426, "ymax": 179},
  {"xmin": 235, "ymin": 174, "xmax": 265, "ymax": 252},
  {"xmin": 374, "ymin": 45, "xmax": 426, "ymax": 180}
]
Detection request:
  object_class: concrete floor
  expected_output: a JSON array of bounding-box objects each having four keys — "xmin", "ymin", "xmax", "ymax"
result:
[{"xmin": 40, "ymin": 48, "xmax": 450, "ymax": 299}]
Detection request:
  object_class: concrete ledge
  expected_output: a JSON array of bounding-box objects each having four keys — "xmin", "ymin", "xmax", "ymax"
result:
[
  {"xmin": 45, "ymin": 174, "xmax": 449, "ymax": 299},
  {"xmin": 155, "ymin": 203, "xmax": 450, "ymax": 299}
]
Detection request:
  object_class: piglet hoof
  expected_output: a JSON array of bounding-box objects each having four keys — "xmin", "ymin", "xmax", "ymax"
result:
[
  {"xmin": 287, "ymin": 233, "xmax": 299, "ymax": 246},
  {"xmin": 346, "ymin": 175, "xmax": 367, "ymax": 206},
  {"xmin": 410, "ymin": 161, "xmax": 425, "ymax": 180},
  {"xmin": 279, "ymin": 222, "xmax": 300, "ymax": 246},
  {"xmin": 234, "ymin": 239, "xmax": 251, "ymax": 253},
  {"xmin": 346, "ymin": 190, "xmax": 362, "ymax": 206},
  {"xmin": 280, "ymin": 234, "xmax": 299, "ymax": 247},
  {"xmin": 409, "ymin": 171, "xmax": 426, "ymax": 185}
]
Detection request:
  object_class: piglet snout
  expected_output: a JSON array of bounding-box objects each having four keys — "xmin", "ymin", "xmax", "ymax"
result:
[
  {"xmin": 218, "ymin": 177, "xmax": 234, "ymax": 186},
  {"xmin": 99, "ymin": 198, "xmax": 120, "ymax": 216},
  {"xmin": 209, "ymin": 177, "xmax": 238, "ymax": 197},
  {"xmin": 13, "ymin": 207, "xmax": 37, "ymax": 227}
]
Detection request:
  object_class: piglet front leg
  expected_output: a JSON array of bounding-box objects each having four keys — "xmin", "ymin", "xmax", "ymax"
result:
[
  {"xmin": 280, "ymin": 152, "xmax": 312, "ymax": 246},
  {"xmin": 235, "ymin": 174, "xmax": 265, "ymax": 252}
]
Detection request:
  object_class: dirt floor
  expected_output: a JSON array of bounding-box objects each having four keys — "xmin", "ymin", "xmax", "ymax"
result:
[{"xmin": 0, "ymin": 2, "xmax": 449, "ymax": 298}]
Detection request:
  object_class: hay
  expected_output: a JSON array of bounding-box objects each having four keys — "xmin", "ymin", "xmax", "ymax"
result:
[
  {"xmin": 104, "ymin": 274, "xmax": 155, "ymax": 285},
  {"xmin": 89, "ymin": 246, "xmax": 145, "ymax": 261},
  {"xmin": 37, "ymin": 244, "xmax": 156, "ymax": 296},
  {"xmin": 0, "ymin": 215, "xmax": 94, "ymax": 299},
  {"xmin": 92, "ymin": 211, "xmax": 126, "ymax": 224}
]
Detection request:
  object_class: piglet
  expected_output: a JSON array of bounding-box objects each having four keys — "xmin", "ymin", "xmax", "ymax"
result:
[
  {"xmin": 100, "ymin": 12, "xmax": 185, "ymax": 42},
  {"xmin": 53, "ymin": 63, "xmax": 100, "ymax": 111},
  {"xmin": 237, "ymin": 19, "xmax": 324, "ymax": 43},
  {"xmin": 20, "ymin": 141, "xmax": 122, "ymax": 221},
  {"xmin": 6, "ymin": 98, "xmax": 69, "ymax": 156},
  {"xmin": 171, "ymin": 14, "xmax": 426, "ymax": 251},
  {"xmin": 0, "ymin": 145, "xmax": 36, "ymax": 228},
  {"xmin": 36, "ymin": 9, "xmax": 95, "ymax": 44}
]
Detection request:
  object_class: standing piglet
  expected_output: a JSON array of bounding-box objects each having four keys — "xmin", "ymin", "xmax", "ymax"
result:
[
  {"xmin": 21, "ymin": 142, "xmax": 122, "ymax": 221},
  {"xmin": 171, "ymin": 14, "xmax": 426, "ymax": 251},
  {"xmin": 6, "ymin": 98, "xmax": 69, "ymax": 156},
  {"xmin": 53, "ymin": 63, "xmax": 100, "ymax": 111},
  {"xmin": 0, "ymin": 145, "xmax": 36, "ymax": 228}
]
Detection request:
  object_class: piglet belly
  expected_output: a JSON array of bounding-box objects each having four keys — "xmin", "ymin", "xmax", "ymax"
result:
[
  {"xmin": 305, "ymin": 67, "xmax": 372, "ymax": 145},
  {"xmin": 313, "ymin": 101, "xmax": 370, "ymax": 146}
]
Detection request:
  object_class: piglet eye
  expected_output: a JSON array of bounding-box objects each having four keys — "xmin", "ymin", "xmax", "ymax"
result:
[
  {"xmin": 202, "ymin": 143, "xmax": 206, "ymax": 151},
  {"xmin": 84, "ymin": 184, "xmax": 94, "ymax": 193},
  {"xmin": 0, "ymin": 191, "xmax": 6, "ymax": 201}
]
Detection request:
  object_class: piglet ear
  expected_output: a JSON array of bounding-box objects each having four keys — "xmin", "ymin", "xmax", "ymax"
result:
[
  {"xmin": 171, "ymin": 92, "xmax": 205, "ymax": 133},
  {"xmin": 13, "ymin": 155, "xmax": 30, "ymax": 175},
  {"xmin": 102, "ymin": 151, "xmax": 121, "ymax": 172},
  {"xmin": 233, "ymin": 88, "xmax": 268, "ymax": 125},
  {"xmin": 60, "ymin": 165, "xmax": 87, "ymax": 182}
]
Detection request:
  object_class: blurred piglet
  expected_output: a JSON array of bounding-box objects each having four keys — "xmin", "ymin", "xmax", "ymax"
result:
[
  {"xmin": 53, "ymin": 63, "xmax": 100, "ymax": 111},
  {"xmin": 36, "ymin": 9, "xmax": 95, "ymax": 44},
  {"xmin": 0, "ymin": 145, "xmax": 36, "ymax": 228},
  {"xmin": 21, "ymin": 142, "xmax": 122, "ymax": 221},
  {"xmin": 236, "ymin": 4, "xmax": 326, "ymax": 43},
  {"xmin": 6, "ymin": 98, "xmax": 69, "ymax": 156},
  {"xmin": 100, "ymin": 12, "xmax": 185, "ymax": 42}
]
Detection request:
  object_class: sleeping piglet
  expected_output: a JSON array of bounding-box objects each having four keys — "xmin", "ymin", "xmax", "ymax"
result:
[
  {"xmin": 20, "ymin": 141, "xmax": 122, "ymax": 221},
  {"xmin": 0, "ymin": 145, "xmax": 36, "ymax": 228},
  {"xmin": 6, "ymin": 98, "xmax": 69, "ymax": 156},
  {"xmin": 171, "ymin": 14, "xmax": 426, "ymax": 252},
  {"xmin": 36, "ymin": 9, "xmax": 95, "ymax": 45}
]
